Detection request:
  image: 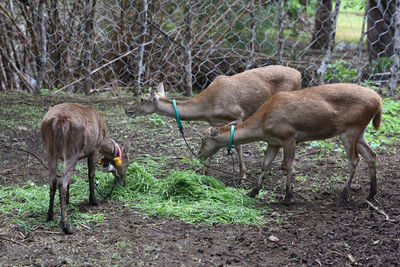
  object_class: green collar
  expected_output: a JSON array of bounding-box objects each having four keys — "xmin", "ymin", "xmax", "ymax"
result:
[
  {"xmin": 172, "ymin": 99, "xmax": 182, "ymax": 130},
  {"xmin": 228, "ymin": 125, "xmax": 235, "ymax": 155}
]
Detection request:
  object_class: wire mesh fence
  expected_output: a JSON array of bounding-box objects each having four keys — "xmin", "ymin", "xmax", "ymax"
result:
[{"xmin": 0, "ymin": 0, "xmax": 399, "ymax": 95}]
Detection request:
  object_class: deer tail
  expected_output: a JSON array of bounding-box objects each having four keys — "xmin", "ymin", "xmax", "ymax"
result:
[{"xmin": 373, "ymin": 102, "xmax": 382, "ymax": 130}]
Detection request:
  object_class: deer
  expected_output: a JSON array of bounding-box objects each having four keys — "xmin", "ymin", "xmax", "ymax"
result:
[
  {"xmin": 198, "ymin": 83, "xmax": 382, "ymax": 204},
  {"xmin": 41, "ymin": 103, "xmax": 129, "ymax": 234},
  {"xmin": 125, "ymin": 65, "xmax": 302, "ymax": 182}
]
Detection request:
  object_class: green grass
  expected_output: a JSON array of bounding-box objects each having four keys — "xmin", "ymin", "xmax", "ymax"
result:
[
  {"xmin": 0, "ymin": 160, "xmax": 266, "ymax": 232},
  {"xmin": 103, "ymin": 163, "xmax": 266, "ymax": 225},
  {"xmin": 365, "ymin": 98, "xmax": 400, "ymax": 151},
  {"xmin": 336, "ymin": 11, "xmax": 365, "ymax": 43}
]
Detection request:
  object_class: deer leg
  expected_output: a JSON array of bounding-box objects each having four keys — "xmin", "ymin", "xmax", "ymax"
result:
[
  {"xmin": 247, "ymin": 145, "xmax": 279, "ymax": 198},
  {"xmin": 357, "ymin": 134, "xmax": 377, "ymax": 200},
  {"xmin": 66, "ymin": 182, "xmax": 70, "ymax": 205},
  {"xmin": 59, "ymin": 159, "xmax": 77, "ymax": 235},
  {"xmin": 339, "ymin": 131, "xmax": 360, "ymax": 202},
  {"xmin": 235, "ymin": 144, "xmax": 247, "ymax": 184},
  {"xmin": 46, "ymin": 156, "xmax": 57, "ymax": 222},
  {"xmin": 282, "ymin": 141, "xmax": 296, "ymax": 205},
  {"xmin": 202, "ymin": 156, "xmax": 213, "ymax": 176},
  {"xmin": 88, "ymin": 155, "xmax": 99, "ymax": 206}
]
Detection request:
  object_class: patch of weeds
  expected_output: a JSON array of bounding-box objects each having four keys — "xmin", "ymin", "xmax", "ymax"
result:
[
  {"xmin": 295, "ymin": 174, "xmax": 310, "ymax": 183},
  {"xmin": 326, "ymin": 60, "xmax": 358, "ymax": 83},
  {"xmin": 327, "ymin": 173, "xmax": 345, "ymax": 184},
  {"xmin": 365, "ymin": 98, "xmax": 400, "ymax": 152}
]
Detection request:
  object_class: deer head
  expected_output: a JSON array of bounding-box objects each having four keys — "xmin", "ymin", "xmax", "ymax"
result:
[
  {"xmin": 99, "ymin": 139, "xmax": 130, "ymax": 186},
  {"xmin": 198, "ymin": 126, "xmax": 225, "ymax": 160},
  {"xmin": 125, "ymin": 83, "xmax": 165, "ymax": 118}
]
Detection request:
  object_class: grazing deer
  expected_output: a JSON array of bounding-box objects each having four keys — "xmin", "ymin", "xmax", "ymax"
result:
[
  {"xmin": 41, "ymin": 103, "xmax": 129, "ymax": 234},
  {"xmin": 125, "ymin": 65, "xmax": 301, "ymax": 181},
  {"xmin": 198, "ymin": 83, "xmax": 382, "ymax": 203}
]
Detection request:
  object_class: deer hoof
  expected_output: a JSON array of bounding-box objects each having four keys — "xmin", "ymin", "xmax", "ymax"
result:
[
  {"xmin": 46, "ymin": 211, "xmax": 53, "ymax": 221},
  {"xmin": 282, "ymin": 197, "xmax": 292, "ymax": 205},
  {"xmin": 61, "ymin": 223, "xmax": 73, "ymax": 235},
  {"xmin": 247, "ymin": 189, "xmax": 259, "ymax": 198},
  {"xmin": 90, "ymin": 198, "xmax": 99, "ymax": 206},
  {"xmin": 338, "ymin": 189, "xmax": 349, "ymax": 203},
  {"xmin": 366, "ymin": 193, "xmax": 375, "ymax": 201}
]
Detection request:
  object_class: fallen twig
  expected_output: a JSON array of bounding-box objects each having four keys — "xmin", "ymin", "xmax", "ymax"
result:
[
  {"xmin": 366, "ymin": 200, "xmax": 395, "ymax": 222},
  {"xmin": 0, "ymin": 235, "xmax": 26, "ymax": 246},
  {"xmin": 1, "ymin": 142, "xmax": 48, "ymax": 170}
]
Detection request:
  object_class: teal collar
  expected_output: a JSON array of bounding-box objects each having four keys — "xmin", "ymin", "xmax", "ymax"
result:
[
  {"xmin": 228, "ymin": 125, "xmax": 235, "ymax": 155},
  {"xmin": 172, "ymin": 99, "xmax": 182, "ymax": 130}
]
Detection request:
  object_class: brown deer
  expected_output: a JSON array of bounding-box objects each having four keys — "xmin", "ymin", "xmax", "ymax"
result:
[
  {"xmin": 125, "ymin": 65, "xmax": 301, "ymax": 181},
  {"xmin": 198, "ymin": 83, "xmax": 382, "ymax": 203},
  {"xmin": 41, "ymin": 103, "xmax": 129, "ymax": 234}
]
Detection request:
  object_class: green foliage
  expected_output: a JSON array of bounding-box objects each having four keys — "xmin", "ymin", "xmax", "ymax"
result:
[
  {"xmin": 341, "ymin": 0, "xmax": 366, "ymax": 11},
  {"xmin": 365, "ymin": 98, "xmax": 400, "ymax": 150},
  {"xmin": 326, "ymin": 60, "xmax": 358, "ymax": 83},
  {"xmin": 367, "ymin": 57, "xmax": 393, "ymax": 74}
]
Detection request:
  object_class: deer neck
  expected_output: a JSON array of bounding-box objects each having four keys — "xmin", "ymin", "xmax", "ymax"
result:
[
  {"xmin": 156, "ymin": 97, "xmax": 209, "ymax": 121},
  {"xmin": 99, "ymin": 138, "xmax": 119, "ymax": 159},
  {"xmin": 219, "ymin": 120, "xmax": 263, "ymax": 147}
]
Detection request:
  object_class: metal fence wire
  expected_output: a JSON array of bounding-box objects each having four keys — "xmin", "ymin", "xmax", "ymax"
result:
[{"xmin": 0, "ymin": 0, "xmax": 399, "ymax": 95}]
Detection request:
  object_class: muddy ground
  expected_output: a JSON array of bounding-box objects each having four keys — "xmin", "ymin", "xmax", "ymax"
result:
[{"xmin": 0, "ymin": 92, "xmax": 399, "ymax": 266}]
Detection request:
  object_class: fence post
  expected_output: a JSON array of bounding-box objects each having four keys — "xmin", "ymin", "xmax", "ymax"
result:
[
  {"xmin": 389, "ymin": 0, "xmax": 400, "ymax": 95},
  {"xmin": 184, "ymin": 0, "xmax": 194, "ymax": 96},
  {"xmin": 82, "ymin": 0, "xmax": 95, "ymax": 95},
  {"xmin": 356, "ymin": 1, "xmax": 369, "ymax": 83},
  {"xmin": 136, "ymin": 0, "xmax": 148, "ymax": 95},
  {"xmin": 34, "ymin": 0, "xmax": 46, "ymax": 95},
  {"xmin": 246, "ymin": 0, "xmax": 255, "ymax": 70},
  {"xmin": 278, "ymin": 0, "xmax": 285, "ymax": 64},
  {"xmin": 317, "ymin": 0, "xmax": 341, "ymax": 84}
]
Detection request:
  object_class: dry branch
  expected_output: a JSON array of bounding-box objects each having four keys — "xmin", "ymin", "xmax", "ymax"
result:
[{"xmin": 366, "ymin": 200, "xmax": 396, "ymax": 222}]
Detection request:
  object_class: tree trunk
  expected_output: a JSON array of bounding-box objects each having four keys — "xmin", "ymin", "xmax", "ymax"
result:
[
  {"xmin": 367, "ymin": 0, "xmax": 396, "ymax": 60},
  {"xmin": 311, "ymin": 0, "xmax": 334, "ymax": 50}
]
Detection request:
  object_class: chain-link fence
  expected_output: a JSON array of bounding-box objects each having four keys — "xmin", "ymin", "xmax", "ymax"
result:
[{"xmin": 0, "ymin": 0, "xmax": 399, "ymax": 95}]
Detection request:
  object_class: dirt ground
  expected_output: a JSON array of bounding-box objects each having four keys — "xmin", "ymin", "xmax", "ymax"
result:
[{"xmin": 0, "ymin": 92, "xmax": 399, "ymax": 266}]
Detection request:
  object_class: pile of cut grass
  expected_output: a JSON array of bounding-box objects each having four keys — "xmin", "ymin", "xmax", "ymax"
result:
[
  {"xmin": 0, "ymin": 162, "xmax": 266, "ymax": 231},
  {"xmin": 99, "ymin": 163, "xmax": 266, "ymax": 225}
]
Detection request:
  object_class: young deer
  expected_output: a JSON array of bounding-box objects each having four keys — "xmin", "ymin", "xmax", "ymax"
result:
[
  {"xmin": 198, "ymin": 83, "xmax": 382, "ymax": 203},
  {"xmin": 125, "ymin": 65, "xmax": 301, "ymax": 181},
  {"xmin": 41, "ymin": 103, "xmax": 129, "ymax": 234}
]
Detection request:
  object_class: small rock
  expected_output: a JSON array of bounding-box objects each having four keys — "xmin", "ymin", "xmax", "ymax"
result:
[{"xmin": 268, "ymin": 234, "xmax": 279, "ymax": 242}]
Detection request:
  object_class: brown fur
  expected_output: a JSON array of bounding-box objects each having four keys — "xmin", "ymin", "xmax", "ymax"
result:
[
  {"xmin": 41, "ymin": 103, "xmax": 129, "ymax": 234},
  {"xmin": 125, "ymin": 65, "xmax": 302, "ymax": 181},
  {"xmin": 198, "ymin": 83, "xmax": 382, "ymax": 203}
]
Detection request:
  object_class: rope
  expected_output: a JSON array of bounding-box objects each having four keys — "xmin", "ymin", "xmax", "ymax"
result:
[
  {"xmin": 94, "ymin": 175, "xmax": 118, "ymax": 199},
  {"xmin": 171, "ymin": 100, "xmax": 250, "ymax": 198}
]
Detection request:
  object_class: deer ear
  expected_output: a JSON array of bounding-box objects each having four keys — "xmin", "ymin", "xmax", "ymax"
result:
[
  {"xmin": 150, "ymin": 89, "xmax": 159, "ymax": 102},
  {"xmin": 227, "ymin": 120, "xmax": 240, "ymax": 126},
  {"xmin": 210, "ymin": 127, "xmax": 219, "ymax": 137},
  {"xmin": 157, "ymin": 82, "xmax": 165, "ymax": 97}
]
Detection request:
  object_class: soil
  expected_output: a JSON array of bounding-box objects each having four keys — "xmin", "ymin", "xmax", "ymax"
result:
[{"xmin": 0, "ymin": 92, "xmax": 399, "ymax": 266}]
